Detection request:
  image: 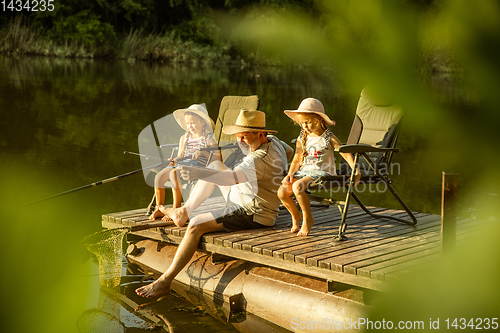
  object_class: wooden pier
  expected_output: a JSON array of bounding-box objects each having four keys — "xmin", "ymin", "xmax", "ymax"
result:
[{"xmin": 102, "ymin": 197, "xmax": 477, "ymax": 292}]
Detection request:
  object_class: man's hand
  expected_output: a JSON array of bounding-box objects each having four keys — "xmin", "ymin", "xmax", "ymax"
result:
[
  {"xmin": 282, "ymin": 174, "xmax": 293, "ymax": 185},
  {"xmin": 179, "ymin": 166, "xmax": 197, "ymax": 181}
]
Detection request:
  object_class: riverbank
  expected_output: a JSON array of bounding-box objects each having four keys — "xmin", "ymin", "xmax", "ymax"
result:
[
  {"xmin": 0, "ymin": 17, "xmax": 246, "ymax": 65},
  {"xmin": 1, "ymin": 15, "xmax": 461, "ymax": 75}
]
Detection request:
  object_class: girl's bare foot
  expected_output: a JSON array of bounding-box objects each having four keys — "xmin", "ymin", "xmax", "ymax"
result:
[
  {"xmin": 290, "ymin": 212, "xmax": 303, "ymax": 233},
  {"xmin": 158, "ymin": 206, "xmax": 189, "ymax": 227},
  {"xmin": 149, "ymin": 207, "xmax": 164, "ymax": 220},
  {"xmin": 297, "ymin": 219, "xmax": 313, "ymax": 236},
  {"xmin": 135, "ymin": 278, "xmax": 171, "ymax": 298}
]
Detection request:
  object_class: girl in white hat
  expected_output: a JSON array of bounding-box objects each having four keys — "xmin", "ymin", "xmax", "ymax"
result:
[
  {"xmin": 150, "ymin": 103, "xmax": 218, "ymax": 221},
  {"xmin": 278, "ymin": 98, "xmax": 360, "ymax": 236}
]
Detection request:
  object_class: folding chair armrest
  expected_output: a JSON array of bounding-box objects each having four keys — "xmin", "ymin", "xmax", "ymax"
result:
[
  {"xmin": 199, "ymin": 143, "xmax": 239, "ymax": 152},
  {"xmin": 159, "ymin": 143, "xmax": 179, "ymax": 148},
  {"xmin": 335, "ymin": 144, "xmax": 399, "ymax": 154}
]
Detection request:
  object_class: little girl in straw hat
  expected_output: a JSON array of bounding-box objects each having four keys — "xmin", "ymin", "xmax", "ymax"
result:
[
  {"xmin": 278, "ymin": 98, "xmax": 360, "ymax": 236},
  {"xmin": 150, "ymin": 103, "xmax": 218, "ymax": 221}
]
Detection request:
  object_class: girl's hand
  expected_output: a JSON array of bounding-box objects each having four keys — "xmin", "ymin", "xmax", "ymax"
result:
[
  {"xmin": 191, "ymin": 151, "xmax": 208, "ymax": 160},
  {"xmin": 168, "ymin": 157, "xmax": 179, "ymax": 166}
]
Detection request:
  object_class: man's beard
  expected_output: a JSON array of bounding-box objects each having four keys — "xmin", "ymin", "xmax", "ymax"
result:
[{"xmin": 238, "ymin": 142, "xmax": 251, "ymax": 155}]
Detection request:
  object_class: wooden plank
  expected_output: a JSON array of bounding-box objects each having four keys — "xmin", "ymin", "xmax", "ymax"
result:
[
  {"xmin": 310, "ymin": 214, "xmax": 441, "ymax": 270},
  {"xmin": 208, "ymin": 206, "xmax": 341, "ymax": 251},
  {"xmin": 256, "ymin": 208, "xmax": 388, "ymax": 257},
  {"xmin": 210, "ymin": 212, "xmax": 294, "ymax": 249},
  {"xmin": 291, "ymin": 212, "xmax": 429, "ymax": 265},
  {"xmin": 374, "ymin": 252, "xmax": 440, "ymax": 281},
  {"xmin": 132, "ymin": 229, "xmax": 184, "ymax": 244},
  {"xmin": 325, "ymin": 227, "xmax": 443, "ymax": 272},
  {"xmin": 279, "ymin": 210, "xmax": 419, "ymax": 263},
  {"xmin": 351, "ymin": 217, "xmax": 479, "ymax": 277},
  {"xmin": 212, "ymin": 209, "xmax": 300, "ymax": 244},
  {"xmin": 343, "ymin": 233, "xmax": 442, "ymax": 274},
  {"xmin": 354, "ymin": 242, "xmax": 441, "ymax": 278},
  {"xmin": 365, "ymin": 222, "xmax": 479, "ymax": 281},
  {"xmin": 210, "ymin": 204, "xmax": 336, "ymax": 250},
  {"xmin": 273, "ymin": 211, "xmax": 394, "ymax": 261},
  {"xmin": 248, "ymin": 208, "xmax": 365, "ymax": 255},
  {"xmin": 317, "ymin": 218, "xmax": 440, "ymax": 270},
  {"xmin": 302, "ymin": 213, "xmax": 438, "ymax": 267},
  {"xmin": 383, "ymin": 230, "xmax": 482, "ymax": 282},
  {"xmin": 343, "ymin": 218, "xmax": 476, "ymax": 279},
  {"xmin": 110, "ymin": 210, "xmax": 146, "ymax": 224}
]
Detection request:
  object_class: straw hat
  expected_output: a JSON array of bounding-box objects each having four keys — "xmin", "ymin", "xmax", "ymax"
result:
[
  {"xmin": 222, "ymin": 109, "xmax": 277, "ymax": 135},
  {"xmin": 284, "ymin": 98, "xmax": 335, "ymax": 126},
  {"xmin": 173, "ymin": 103, "xmax": 215, "ymax": 131}
]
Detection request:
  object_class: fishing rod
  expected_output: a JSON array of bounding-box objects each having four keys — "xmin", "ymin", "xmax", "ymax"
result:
[
  {"xmin": 123, "ymin": 151, "xmax": 163, "ymax": 160},
  {"xmin": 26, "ymin": 156, "xmax": 191, "ymax": 206},
  {"xmin": 28, "ymin": 143, "xmax": 240, "ymax": 206},
  {"xmin": 123, "ymin": 143, "xmax": 238, "ymax": 162}
]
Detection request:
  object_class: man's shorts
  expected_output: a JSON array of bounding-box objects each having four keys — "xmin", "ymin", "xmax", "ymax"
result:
[{"xmin": 213, "ymin": 203, "xmax": 266, "ymax": 233}]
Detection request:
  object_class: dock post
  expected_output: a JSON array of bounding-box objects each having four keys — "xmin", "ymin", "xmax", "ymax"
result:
[{"xmin": 441, "ymin": 172, "xmax": 458, "ymax": 255}]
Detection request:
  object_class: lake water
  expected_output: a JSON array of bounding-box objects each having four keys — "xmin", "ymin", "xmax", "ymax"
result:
[{"xmin": 0, "ymin": 56, "xmax": 478, "ymax": 332}]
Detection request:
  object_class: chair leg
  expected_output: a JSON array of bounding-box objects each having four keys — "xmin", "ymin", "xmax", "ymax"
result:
[
  {"xmin": 146, "ymin": 193, "xmax": 156, "ymax": 216},
  {"xmin": 333, "ymin": 153, "xmax": 359, "ymax": 242},
  {"xmin": 334, "ymin": 199, "xmax": 350, "ymax": 241},
  {"xmin": 382, "ymin": 179, "xmax": 418, "ymax": 225},
  {"xmin": 354, "ymin": 152, "xmax": 418, "ymax": 225}
]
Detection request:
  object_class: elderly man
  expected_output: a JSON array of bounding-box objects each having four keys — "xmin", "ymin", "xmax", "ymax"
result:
[{"xmin": 136, "ymin": 109, "xmax": 293, "ymax": 298}]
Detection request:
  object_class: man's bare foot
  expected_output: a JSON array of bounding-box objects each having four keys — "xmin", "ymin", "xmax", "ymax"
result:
[
  {"xmin": 149, "ymin": 207, "xmax": 164, "ymax": 220},
  {"xmin": 161, "ymin": 215, "xmax": 173, "ymax": 223},
  {"xmin": 290, "ymin": 212, "xmax": 303, "ymax": 233},
  {"xmin": 297, "ymin": 219, "xmax": 313, "ymax": 237},
  {"xmin": 135, "ymin": 279, "xmax": 171, "ymax": 298},
  {"xmin": 158, "ymin": 206, "xmax": 188, "ymax": 227}
]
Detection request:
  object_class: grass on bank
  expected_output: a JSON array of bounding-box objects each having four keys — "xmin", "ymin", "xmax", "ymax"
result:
[
  {"xmin": 0, "ymin": 17, "xmax": 240, "ymax": 65},
  {"xmin": 0, "ymin": 15, "xmax": 460, "ymax": 74}
]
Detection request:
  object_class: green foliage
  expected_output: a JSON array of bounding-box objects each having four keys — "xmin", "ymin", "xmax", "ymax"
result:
[
  {"xmin": 51, "ymin": 10, "xmax": 116, "ymax": 47},
  {"xmin": 0, "ymin": 0, "xmax": 322, "ymax": 62}
]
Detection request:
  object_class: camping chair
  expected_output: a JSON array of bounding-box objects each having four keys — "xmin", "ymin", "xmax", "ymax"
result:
[
  {"xmin": 306, "ymin": 88, "xmax": 417, "ymax": 241},
  {"xmin": 213, "ymin": 95, "xmax": 260, "ymax": 166},
  {"xmin": 146, "ymin": 95, "xmax": 260, "ymax": 214}
]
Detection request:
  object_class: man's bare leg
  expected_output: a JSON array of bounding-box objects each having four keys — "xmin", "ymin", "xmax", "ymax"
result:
[
  {"xmin": 135, "ymin": 213, "xmax": 224, "ymax": 298},
  {"xmin": 158, "ymin": 178, "xmax": 215, "ymax": 226}
]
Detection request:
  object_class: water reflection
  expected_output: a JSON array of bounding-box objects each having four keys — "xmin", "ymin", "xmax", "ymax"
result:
[{"xmin": 79, "ymin": 257, "xmax": 249, "ymax": 333}]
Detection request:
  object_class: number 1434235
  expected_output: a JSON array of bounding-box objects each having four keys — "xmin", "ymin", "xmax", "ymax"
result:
[{"xmin": 1, "ymin": 0, "xmax": 55, "ymax": 11}]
